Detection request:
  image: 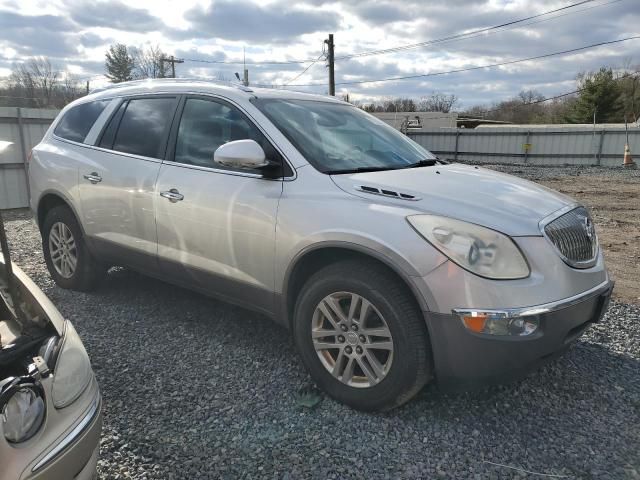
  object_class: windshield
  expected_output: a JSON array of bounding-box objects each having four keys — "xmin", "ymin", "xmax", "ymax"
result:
[{"xmin": 252, "ymin": 98, "xmax": 436, "ymax": 174}]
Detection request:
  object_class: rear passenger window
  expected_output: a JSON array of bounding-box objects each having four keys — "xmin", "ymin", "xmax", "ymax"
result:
[
  {"xmin": 111, "ymin": 97, "xmax": 177, "ymax": 159},
  {"xmin": 54, "ymin": 100, "xmax": 109, "ymax": 143}
]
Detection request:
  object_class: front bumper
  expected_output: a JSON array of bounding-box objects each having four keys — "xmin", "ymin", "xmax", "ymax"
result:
[
  {"xmin": 26, "ymin": 393, "xmax": 102, "ymax": 480},
  {"xmin": 425, "ymin": 279, "xmax": 613, "ymax": 390}
]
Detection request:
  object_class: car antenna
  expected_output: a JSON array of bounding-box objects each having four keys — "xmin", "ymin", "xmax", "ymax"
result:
[{"xmin": 0, "ymin": 210, "xmax": 28, "ymax": 331}]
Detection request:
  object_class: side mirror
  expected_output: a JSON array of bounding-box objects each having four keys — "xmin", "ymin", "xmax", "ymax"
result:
[{"xmin": 214, "ymin": 139, "xmax": 268, "ymax": 170}]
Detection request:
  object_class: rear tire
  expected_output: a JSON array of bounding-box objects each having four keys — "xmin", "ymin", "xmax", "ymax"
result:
[
  {"xmin": 293, "ymin": 259, "xmax": 432, "ymax": 411},
  {"xmin": 42, "ymin": 206, "xmax": 105, "ymax": 291}
]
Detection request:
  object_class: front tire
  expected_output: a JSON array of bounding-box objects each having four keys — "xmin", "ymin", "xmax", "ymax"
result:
[
  {"xmin": 293, "ymin": 259, "xmax": 432, "ymax": 411},
  {"xmin": 42, "ymin": 206, "xmax": 105, "ymax": 291}
]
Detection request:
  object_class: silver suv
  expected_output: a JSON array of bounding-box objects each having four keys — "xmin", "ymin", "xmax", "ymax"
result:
[{"xmin": 29, "ymin": 80, "xmax": 613, "ymax": 411}]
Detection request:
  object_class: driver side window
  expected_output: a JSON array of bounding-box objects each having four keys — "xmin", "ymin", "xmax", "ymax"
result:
[{"xmin": 173, "ymin": 97, "xmax": 281, "ymax": 172}]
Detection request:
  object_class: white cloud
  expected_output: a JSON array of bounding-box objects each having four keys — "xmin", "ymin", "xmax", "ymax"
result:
[{"xmin": 0, "ymin": 0, "xmax": 638, "ymax": 107}]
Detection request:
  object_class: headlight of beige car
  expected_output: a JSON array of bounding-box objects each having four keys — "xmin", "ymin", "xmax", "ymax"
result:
[
  {"xmin": 1, "ymin": 382, "xmax": 46, "ymax": 443},
  {"xmin": 51, "ymin": 321, "xmax": 92, "ymax": 408},
  {"xmin": 407, "ymin": 214, "xmax": 530, "ymax": 280}
]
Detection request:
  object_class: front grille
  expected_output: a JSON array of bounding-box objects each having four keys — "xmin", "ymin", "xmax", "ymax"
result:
[{"xmin": 544, "ymin": 207, "xmax": 598, "ymax": 268}]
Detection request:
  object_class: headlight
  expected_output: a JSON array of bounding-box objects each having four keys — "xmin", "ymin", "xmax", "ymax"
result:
[
  {"xmin": 51, "ymin": 322, "xmax": 92, "ymax": 408},
  {"xmin": 1, "ymin": 382, "xmax": 46, "ymax": 443},
  {"xmin": 407, "ymin": 215, "xmax": 530, "ymax": 279}
]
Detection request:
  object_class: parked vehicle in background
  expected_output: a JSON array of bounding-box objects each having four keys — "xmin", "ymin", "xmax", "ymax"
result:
[
  {"xmin": 28, "ymin": 79, "xmax": 613, "ymax": 411},
  {"xmin": 0, "ymin": 211, "xmax": 102, "ymax": 479}
]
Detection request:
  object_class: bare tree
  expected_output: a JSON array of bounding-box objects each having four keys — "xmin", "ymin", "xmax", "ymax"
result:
[
  {"xmin": 418, "ymin": 93, "xmax": 459, "ymax": 113},
  {"xmin": 1, "ymin": 57, "xmax": 88, "ymax": 108},
  {"xmin": 10, "ymin": 57, "xmax": 59, "ymax": 107},
  {"xmin": 131, "ymin": 45, "xmax": 167, "ymax": 79},
  {"xmin": 60, "ymin": 73, "xmax": 85, "ymax": 105},
  {"xmin": 462, "ymin": 89, "xmax": 574, "ymax": 124},
  {"xmin": 382, "ymin": 98, "xmax": 416, "ymax": 112}
]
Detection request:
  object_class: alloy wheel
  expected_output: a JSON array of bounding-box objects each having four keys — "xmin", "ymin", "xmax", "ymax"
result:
[
  {"xmin": 49, "ymin": 222, "xmax": 77, "ymax": 279},
  {"xmin": 311, "ymin": 291, "xmax": 394, "ymax": 388}
]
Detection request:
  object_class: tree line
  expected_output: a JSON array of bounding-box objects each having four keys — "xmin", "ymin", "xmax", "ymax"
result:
[
  {"xmin": 352, "ymin": 66, "xmax": 639, "ymax": 124},
  {"xmin": 353, "ymin": 93, "xmax": 460, "ymax": 114},
  {"xmin": 0, "ymin": 44, "xmax": 174, "ymax": 108},
  {"xmin": 0, "ymin": 57, "xmax": 86, "ymax": 108}
]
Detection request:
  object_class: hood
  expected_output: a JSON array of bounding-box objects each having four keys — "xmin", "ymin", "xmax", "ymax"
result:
[
  {"xmin": 330, "ymin": 163, "xmax": 576, "ymax": 236},
  {"xmin": 1, "ymin": 260, "xmax": 61, "ymax": 375}
]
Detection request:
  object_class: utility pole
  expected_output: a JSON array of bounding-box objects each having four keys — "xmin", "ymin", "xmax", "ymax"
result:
[
  {"xmin": 86, "ymin": 80, "xmax": 90, "ymax": 95},
  {"xmin": 242, "ymin": 47, "xmax": 249, "ymax": 87},
  {"xmin": 325, "ymin": 34, "xmax": 335, "ymax": 96},
  {"xmin": 162, "ymin": 56, "xmax": 184, "ymax": 78}
]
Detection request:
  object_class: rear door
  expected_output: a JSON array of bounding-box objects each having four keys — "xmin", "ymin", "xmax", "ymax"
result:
[
  {"xmin": 78, "ymin": 95, "xmax": 179, "ymax": 270},
  {"xmin": 154, "ymin": 95, "xmax": 286, "ymax": 315}
]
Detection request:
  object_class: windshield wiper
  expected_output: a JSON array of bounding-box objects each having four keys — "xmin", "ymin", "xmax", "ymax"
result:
[
  {"xmin": 403, "ymin": 159, "xmax": 438, "ymax": 169},
  {"xmin": 325, "ymin": 166, "xmax": 400, "ymax": 174},
  {"xmin": 325, "ymin": 158, "xmax": 442, "ymax": 175}
]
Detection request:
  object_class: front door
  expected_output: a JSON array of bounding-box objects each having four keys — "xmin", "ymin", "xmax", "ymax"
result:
[
  {"xmin": 79, "ymin": 95, "xmax": 179, "ymax": 270},
  {"xmin": 155, "ymin": 96, "xmax": 285, "ymax": 315}
]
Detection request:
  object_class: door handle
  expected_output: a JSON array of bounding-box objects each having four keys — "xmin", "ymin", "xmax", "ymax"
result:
[
  {"xmin": 83, "ymin": 172, "xmax": 102, "ymax": 184},
  {"xmin": 160, "ymin": 188, "xmax": 184, "ymax": 203}
]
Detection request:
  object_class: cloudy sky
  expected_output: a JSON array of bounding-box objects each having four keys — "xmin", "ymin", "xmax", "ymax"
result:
[{"xmin": 0, "ymin": 0, "xmax": 638, "ymax": 107}]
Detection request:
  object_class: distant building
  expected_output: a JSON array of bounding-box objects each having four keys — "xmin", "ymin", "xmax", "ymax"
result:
[
  {"xmin": 372, "ymin": 112, "xmax": 457, "ymax": 131},
  {"xmin": 372, "ymin": 112, "xmax": 518, "ymax": 131}
]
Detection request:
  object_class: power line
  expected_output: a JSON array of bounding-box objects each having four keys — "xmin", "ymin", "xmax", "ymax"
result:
[
  {"xmin": 181, "ymin": 56, "xmax": 319, "ymax": 66},
  {"xmin": 283, "ymin": 53, "xmax": 325, "ymax": 86},
  {"xmin": 286, "ymin": 36, "xmax": 640, "ymax": 87},
  {"xmin": 178, "ymin": 0, "xmax": 602, "ymax": 66},
  {"xmin": 342, "ymin": 0, "xmax": 625, "ymax": 62},
  {"xmin": 336, "ymin": 0, "xmax": 599, "ymax": 60}
]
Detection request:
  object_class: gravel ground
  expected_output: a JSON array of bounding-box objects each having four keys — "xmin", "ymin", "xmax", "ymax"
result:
[{"xmin": 2, "ymin": 166, "xmax": 640, "ymax": 479}]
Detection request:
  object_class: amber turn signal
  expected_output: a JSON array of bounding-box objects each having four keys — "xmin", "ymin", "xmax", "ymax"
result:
[{"xmin": 461, "ymin": 314, "xmax": 488, "ymax": 333}]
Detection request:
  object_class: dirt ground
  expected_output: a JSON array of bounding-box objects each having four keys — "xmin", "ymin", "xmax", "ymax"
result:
[{"xmin": 488, "ymin": 165, "xmax": 640, "ymax": 305}]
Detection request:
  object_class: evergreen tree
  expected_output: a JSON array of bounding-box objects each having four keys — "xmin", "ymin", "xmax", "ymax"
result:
[
  {"xmin": 567, "ymin": 67, "xmax": 623, "ymax": 123},
  {"xmin": 105, "ymin": 44, "xmax": 134, "ymax": 83}
]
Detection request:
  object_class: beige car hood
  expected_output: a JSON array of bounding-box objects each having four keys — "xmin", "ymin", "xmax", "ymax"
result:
[{"xmin": 330, "ymin": 163, "xmax": 576, "ymax": 236}]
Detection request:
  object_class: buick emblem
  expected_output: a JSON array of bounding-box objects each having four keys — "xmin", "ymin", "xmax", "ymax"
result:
[{"xmin": 580, "ymin": 215, "xmax": 595, "ymax": 240}]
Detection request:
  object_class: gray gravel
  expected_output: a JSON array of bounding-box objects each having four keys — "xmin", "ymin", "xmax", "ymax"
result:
[
  {"xmin": 2, "ymin": 187, "xmax": 640, "ymax": 479},
  {"xmin": 470, "ymin": 162, "xmax": 640, "ymax": 181}
]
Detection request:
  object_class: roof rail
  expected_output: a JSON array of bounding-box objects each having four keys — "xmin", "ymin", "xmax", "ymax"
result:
[{"xmin": 90, "ymin": 78, "xmax": 253, "ymax": 94}]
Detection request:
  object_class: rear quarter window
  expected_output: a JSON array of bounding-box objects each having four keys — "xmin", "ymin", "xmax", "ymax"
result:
[{"xmin": 54, "ymin": 100, "xmax": 110, "ymax": 143}]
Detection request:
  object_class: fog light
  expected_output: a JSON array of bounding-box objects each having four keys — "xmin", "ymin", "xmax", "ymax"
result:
[{"xmin": 457, "ymin": 310, "xmax": 539, "ymax": 336}]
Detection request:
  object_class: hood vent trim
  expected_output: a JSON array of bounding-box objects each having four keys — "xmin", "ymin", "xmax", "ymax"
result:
[{"xmin": 355, "ymin": 185, "xmax": 421, "ymax": 201}]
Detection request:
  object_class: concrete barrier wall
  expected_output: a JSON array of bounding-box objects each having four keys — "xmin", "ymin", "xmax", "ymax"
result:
[
  {"xmin": 0, "ymin": 107, "xmax": 59, "ymax": 209},
  {"xmin": 408, "ymin": 126, "xmax": 639, "ymax": 167}
]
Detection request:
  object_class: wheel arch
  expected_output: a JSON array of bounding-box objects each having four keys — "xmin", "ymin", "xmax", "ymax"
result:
[
  {"xmin": 36, "ymin": 191, "xmax": 83, "ymax": 234},
  {"xmin": 281, "ymin": 242, "xmax": 430, "ymax": 330}
]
